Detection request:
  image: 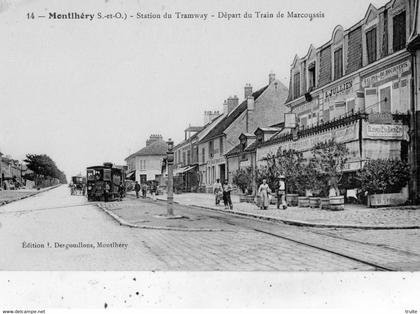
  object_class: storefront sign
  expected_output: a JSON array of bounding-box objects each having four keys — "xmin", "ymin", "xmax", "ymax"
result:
[
  {"xmin": 323, "ymin": 81, "xmax": 353, "ymax": 100},
  {"xmin": 362, "ymin": 60, "xmax": 411, "ymax": 87},
  {"xmin": 366, "ymin": 124, "xmax": 404, "ymax": 138},
  {"xmin": 207, "ymin": 157, "xmax": 225, "ymax": 166}
]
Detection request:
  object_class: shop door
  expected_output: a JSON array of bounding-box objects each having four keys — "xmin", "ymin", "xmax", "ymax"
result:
[
  {"xmin": 379, "ymin": 86, "xmax": 391, "ymax": 113},
  {"xmin": 219, "ymin": 164, "xmax": 226, "ymax": 182}
]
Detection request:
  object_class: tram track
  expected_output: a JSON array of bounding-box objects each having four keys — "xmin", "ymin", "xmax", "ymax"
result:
[{"xmin": 160, "ymin": 201, "xmax": 399, "ymax": 271}]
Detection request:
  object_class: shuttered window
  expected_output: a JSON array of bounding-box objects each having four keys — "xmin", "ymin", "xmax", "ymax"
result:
[
  {"xmin": 366, "ymin": 28, "xmax": 377, "ymax": 64},
  {"xmin": 393, "ymin": 11, "xmax": 406, "ymax": 52}
]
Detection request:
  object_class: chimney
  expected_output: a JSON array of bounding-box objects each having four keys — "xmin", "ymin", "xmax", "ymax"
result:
[
  {"xmin": 223, "ymin": 100, "xmax": 228, "ymax": 114},
  {"xmin": 146, "ymin": 134, "xmax": 163, "ymax": 146},
  {"xmin": 227, "ymin": 95, "xmax": 239, "ymax": 114},
  {"xmin": 247, "ymin": 95, "xmax": 254, "ymax": 111},
  {"xmin": 269, "ymin": 72, "xmax": 276, "ymax": 84},
  {"xmin": 244, "ymin": 83, "xmax": 253, "ymax": 99},
  {"xmin": 204, "ymin": 110, "xmax": 220, "ymax": 124}
]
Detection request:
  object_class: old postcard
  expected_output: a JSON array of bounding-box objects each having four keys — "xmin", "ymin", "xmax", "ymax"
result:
[{"xmin": 0, "ymin": 0, "xmax": 419, "ymax": 311}]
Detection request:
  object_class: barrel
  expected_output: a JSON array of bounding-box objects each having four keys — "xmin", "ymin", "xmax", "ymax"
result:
[
  {"xmin": 320, "ymin": 197, "xmax": 330, "ymax": 210},
  {"xmin": 286, "ymin": 194, "xmax": 299, "ymax": 207},
  {"xmin": 329, "ymin": 196, "xmax": 344, "ymax": 211},
  {"xmin": 309, "ymin": 197, "xmax": 320, "ymax": 208},
  {"xmin": 298, "ymin": 196, "xmax": 310, "ymax": 207}
]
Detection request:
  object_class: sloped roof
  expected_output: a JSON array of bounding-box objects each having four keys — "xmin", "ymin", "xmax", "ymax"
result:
[
  {"xmin": 125, "ymin": 140, "xmax": 168, "ymax": 160},
  {"xmin": 225, "ymin": 139, "xmax": 258, "ymax": 157},
  {"xmin": 200, "ymin": 86, "xmax": 268, "ymax": 143}
]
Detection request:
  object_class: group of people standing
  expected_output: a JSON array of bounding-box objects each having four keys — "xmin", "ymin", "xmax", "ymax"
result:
[
  {"xmin": 134, "ymin": 181, "xmax": 157, "ymax": 200},
  {"xmin": 258, "ymin": 176, "xmax": 287, "ymax": 210},
  {"xmin": 213, "ymin": 179, "xmax": 233, "ymax": 210},
  {"xmin": 212, "ymin": 176, "xmax": 287, "ymax": 211}
]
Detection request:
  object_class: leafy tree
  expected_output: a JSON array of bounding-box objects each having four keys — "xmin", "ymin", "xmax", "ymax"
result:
[
  {"xmin": 357, "ymin": 159, "xmax": 410, "ymax": 194},
  {"xmin": 24, "ymin": 154, "xmax": 67, "ymax": 185},
  {"xmin": 310, "ymin": 139, "xmax": 349, "ymax": 196},
  {"xmin": 275, "ymin": 149, "xmax": 307, "ymax": 195},
  {"xmin": 232, "ymin": 167, "xmax": 253, "ymax": 194}
]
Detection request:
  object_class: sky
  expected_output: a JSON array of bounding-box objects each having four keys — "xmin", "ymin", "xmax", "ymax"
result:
[{"xmin": 0, "ymin": 0, "xmax": 390, "ymax": 178}]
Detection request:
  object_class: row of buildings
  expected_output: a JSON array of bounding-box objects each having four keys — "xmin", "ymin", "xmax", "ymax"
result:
[
  {"xmin": 125, "ymin": 0, "xmax": 420, "ymax": 202},
  {"xmin": 0, "ymin": 151, "xmax": 30, "ymax": 189}
]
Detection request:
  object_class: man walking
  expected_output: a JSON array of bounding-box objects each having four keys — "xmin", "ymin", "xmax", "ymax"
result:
[
  {"xmin": 222, "ymin": 180, "xmax": 233, "ymax": 210},
  {"xmin": 134, "ymin": 181, "xmax": 141, "ymax": 198},
  {"xmin": 276, "ymin": 175, "xmax": 287, "ymax": 209},
  {"xmin": 213, "ymin": 179, "xmax": 222, "ymax": 205},
  {"xmin": 141, "ymin": 182, "xmax": 147, "ymax": 198}
]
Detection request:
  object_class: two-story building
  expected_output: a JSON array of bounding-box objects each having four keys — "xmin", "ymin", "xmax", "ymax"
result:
[
  {"xmin": 125, "ymin": 134, "xmax": 168, "ymax": 184},
  {"xmin": 173, "ymin": 111, "xmax": 223, "ymax": 192},
  {"xmin": 257, "ymin": 0, "xmax": 416, "ymax": 200},
  {"xmin": 198, "ymin": 73, "xmax": 289, "ymax": 192}
]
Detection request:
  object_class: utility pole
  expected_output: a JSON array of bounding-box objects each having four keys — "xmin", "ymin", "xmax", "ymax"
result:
[{"xmin": 166, "ymin": 138, "xmax": 174, "ymax": 216}]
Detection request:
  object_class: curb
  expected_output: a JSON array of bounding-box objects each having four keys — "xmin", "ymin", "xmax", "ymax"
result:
[
  {"xmin": 152, "ymin": 197, "xmax": 420, "ymax": 230},
  {"xmin": 0, "ymin": 185, "xmax": 61, "ymax": 208},
  {"xmin": 96, "ymin": 203, "xmax": 230, "ymax": 232}
]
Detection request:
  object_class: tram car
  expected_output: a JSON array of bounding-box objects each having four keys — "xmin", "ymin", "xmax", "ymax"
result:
[
  {"xmin": 70, "ymin": 175, "xmax": 85, "ymax": 195},
  {"xmin": 86, "ymin": 162, "xmax": 125, "ymax": 202}
]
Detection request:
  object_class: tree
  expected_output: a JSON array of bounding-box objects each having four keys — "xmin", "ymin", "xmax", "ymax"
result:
[
  {"xmin": 24, "ymin": 154, "xmax": 67, "ymax": 185},
  {"xmin": 275, "ymin": 148, "xmax": 307, "ymax": 195},
  {"xmin": 310, "ymin": 139, "xmax": 349, "ymax": 196},
  {"xmin": 357, "ymin": 159, "xmax": 410, "ymax": 195},
  {"xmin": 232, "ymin": 167, "xmax": 253, "ymax": 194}
]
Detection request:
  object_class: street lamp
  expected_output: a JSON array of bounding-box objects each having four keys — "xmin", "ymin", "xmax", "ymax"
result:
[{"xmin": 166, "ymin": 138, "xmax": 174, "ymax": 216}]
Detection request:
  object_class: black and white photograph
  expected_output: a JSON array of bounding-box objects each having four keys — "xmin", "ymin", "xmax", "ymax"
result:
[{"xmin": 0, "ymin": 0, "xmax": 420, "ymax": 311}]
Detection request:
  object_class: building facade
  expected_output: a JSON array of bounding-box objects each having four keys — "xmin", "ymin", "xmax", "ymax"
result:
[
  {"xmin": 256, "ymin": 0, "xmax": 416, "ymax": 200},
  {"xmin": 125, "ymin": 134, "xmax": 168, "ymax": 184},
  {"xmin": 198, "ymin": 73, "xmax": 289, "ymax": 191}
]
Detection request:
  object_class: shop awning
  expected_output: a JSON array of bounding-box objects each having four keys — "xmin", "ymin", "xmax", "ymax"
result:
[
  {"xmin": 125, "ymin": 171, "xmax": 135, "ymax": 180},
  {"xmin": 174, "ymin": 165, "xmax": 197, "ymax": 175}
]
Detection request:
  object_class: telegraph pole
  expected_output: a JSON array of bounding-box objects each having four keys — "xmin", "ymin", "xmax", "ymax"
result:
[{"xmin": 166, "ymin": 138, "xmax": 174, "ymax": 216}]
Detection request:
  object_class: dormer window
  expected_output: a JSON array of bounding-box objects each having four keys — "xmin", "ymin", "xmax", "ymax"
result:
[
  {"xmin": 333, "ymin": 48, "xmax": 343, "ymax": 79},
  {"xmin": 366, "ymin": 27, "xmax": 377, "ymax": 64},
  {"xmin": 308, "ymin": 62, "xmax": 316, "ymax": 90},
  {"xmin": 293, "ymin": 72, "xmax": 301, "ymax": 98}
]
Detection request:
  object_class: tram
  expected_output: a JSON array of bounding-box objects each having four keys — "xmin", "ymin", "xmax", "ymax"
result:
[
  {"xmin": 70, "ymin": 175, "xmax": 85, "ymax": 195},
  {"xmin": 86, "ymin": 162, "xmax": 125, "ymax": 202}
]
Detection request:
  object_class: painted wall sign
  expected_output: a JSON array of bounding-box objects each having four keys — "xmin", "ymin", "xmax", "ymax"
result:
[
  {"xmin": 362, "ymin": 60, "xmax": 411, "ymax": 87},
  {"xmin": 278, "ymin": 122, "xmax": 358, "ymax": 152},
  {"xmin": 365, "ymin": 124, "xmax": 404, "ymax": 138}
]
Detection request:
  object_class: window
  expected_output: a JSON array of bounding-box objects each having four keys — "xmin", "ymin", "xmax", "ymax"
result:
[
  {"xmin": 293, "ymin": 72, "xmax": 301, "ymax": 98},
  {"xmin": 182, "ymin": 152, "xmax": 186, "ymax": 166},
  {"xmin": 308, "ymin": 63, "xmax": 316, "ymax": 90},
  {"xmin": 366, "ymin": 28, "xmax": 377, "ymax": 64},
  {"xmin": 393, "ymin": 11, "xmax": 406, "ymax": 52},
  {"xmin": 219, "ymin": 137, "xmax": 223, "ymax": 155},
  {"xmin": 379, "ymin": 84, "xmax": 392, "ymax": 113},
  {"xmin": 187, "ymin": 150, "xmax": 191, "ymax": 165},
  {"xmin": 209, "ymin": 141, "xmax": 214, "ymax": 158},
  {"xmin": 202, "ymin": 148, "xmax": 205, "ymax": 163},
  {"xmin": 334, "ymin": 48, "xmax": 343, "ymax": 79}
]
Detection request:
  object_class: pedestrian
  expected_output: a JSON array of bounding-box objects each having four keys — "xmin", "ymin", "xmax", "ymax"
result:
[
  {"xmin": 104, "ymin": 182, "xmax": 110, "ymax": 202},
  {"xmin": 141, "ymin": 182, "xmax": 147, "ymax": 198},
  {"xmin": 119, "ymin": 182, "xmax": 125, "ymax": 201},
  {"xmin": 134, "ymin": 181, "xmax": 141, "ymax": 198},
  {"xmin": 213, "ymin": 179, "xmax": 222, "ymax": 205},
  {"xmin": 258, "ymin": 179, "xmax": 271, "ymax": 210},
  {"xmin": 276, "ymin": 175, "xmax": 287, "ymax": 210},
  {"xmin": 151, "ymin": 182, "xmax": 157, "ymax": 201},
  {"xmin": 222, "ymin": 180, "xmax": 233, "ymax": 210}
]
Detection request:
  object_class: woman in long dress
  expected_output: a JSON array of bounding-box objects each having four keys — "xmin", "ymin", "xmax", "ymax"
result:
[{"xmin": 258, "ymin": 179, "xmax": 271, "ymax": 210}]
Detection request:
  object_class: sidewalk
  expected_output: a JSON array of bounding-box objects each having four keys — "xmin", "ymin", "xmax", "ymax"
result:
[
  {"xmin": 0, "ymin": 185, "xmax": 60, "ymax": 207},
  {"xmin": 132, "ymin": 191, "xmax": 420, "ymax": 229}
]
